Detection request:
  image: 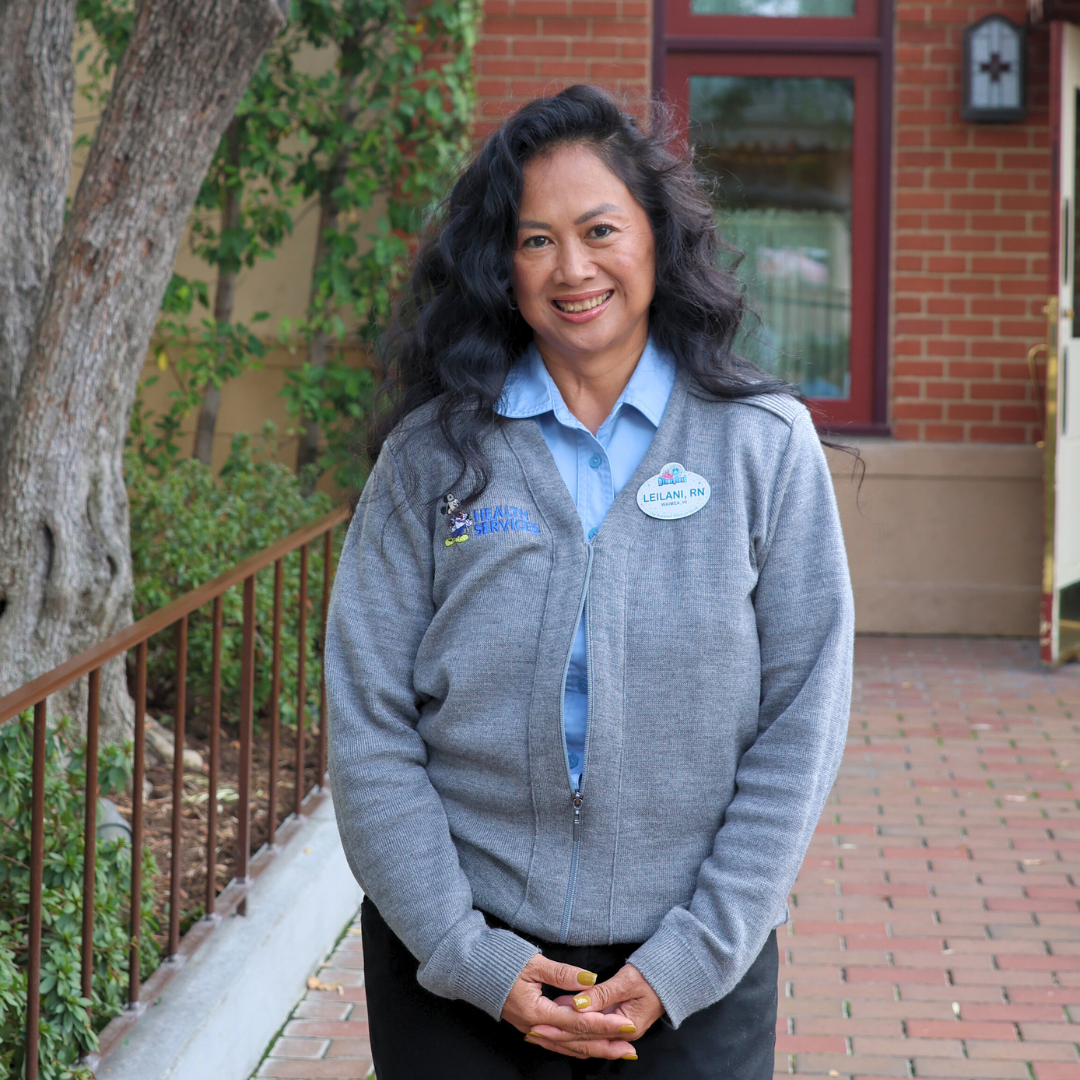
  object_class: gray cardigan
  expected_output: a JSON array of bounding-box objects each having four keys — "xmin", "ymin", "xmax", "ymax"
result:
[{"xmin": 326, "ymin": 374, "xmax": 854, "ymax": 1029}]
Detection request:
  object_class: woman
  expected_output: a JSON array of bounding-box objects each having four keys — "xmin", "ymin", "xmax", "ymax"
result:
[{"xmin": 326, "ymin": 84, "xmax": 854, "ymax": 1078}]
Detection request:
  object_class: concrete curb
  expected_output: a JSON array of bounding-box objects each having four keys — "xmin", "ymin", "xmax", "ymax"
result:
[{"xmin": 95, "ymin": 792, "xmax": 363, "ymax": 1080}]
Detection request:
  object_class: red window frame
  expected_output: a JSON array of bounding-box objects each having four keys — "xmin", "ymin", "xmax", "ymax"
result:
[
  {"xmin": 655, "ymin": 0, "xmax": 893, "ymax": 434},
  {"xmin": 665, "ymin": 0, "xmax": 878, "ymax": 45}
]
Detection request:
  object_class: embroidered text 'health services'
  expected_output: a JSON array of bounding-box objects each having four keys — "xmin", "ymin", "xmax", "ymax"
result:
[
  {"xmin": 636, "ymin": 462, "xmax": 711, "ymax": 520},
  {"xmin": 473, "ymin": 505, "xmax": 540, "ymax": 535}
]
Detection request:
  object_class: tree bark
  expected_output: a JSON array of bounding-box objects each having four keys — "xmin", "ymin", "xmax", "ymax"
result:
[
  {"xmin": 0, "ymin": 0, "xmax": 287, "ymax": 741},
  {"xmin": 0, "ymin": 0, "xmax": 76, "ymax": 440},
  {"xmin": 193, "ymin": 117, "xmax": 242, "ymax": 467}
]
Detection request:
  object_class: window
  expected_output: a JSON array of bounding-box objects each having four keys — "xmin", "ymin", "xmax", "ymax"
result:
[{"xmin": 657, "ymin": 0, "xmax": 891, "ymax": 431}]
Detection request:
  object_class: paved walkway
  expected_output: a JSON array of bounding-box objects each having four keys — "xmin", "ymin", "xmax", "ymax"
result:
[{"xmin": 256, "ymin": 637, "xmax": 1080, "ymax": 1079}]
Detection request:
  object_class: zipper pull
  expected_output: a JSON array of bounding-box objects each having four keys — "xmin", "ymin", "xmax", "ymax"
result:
[{"xmin": 572, "ymin": 790, "xmax": 583, "ymax": 843}]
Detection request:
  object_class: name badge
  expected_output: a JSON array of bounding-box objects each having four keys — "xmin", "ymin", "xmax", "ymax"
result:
[{"xmin": 637, "ymin": 462, "xmax": 711, "ymax": 520}]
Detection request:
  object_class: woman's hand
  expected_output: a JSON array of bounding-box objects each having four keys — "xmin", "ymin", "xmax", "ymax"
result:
[
  {"xmin": 501, "ymin": 954, "xmax": 639, "ymax": 1060},
  {"xmin": 539, "ymin": 964, "xmax": 664, "ymax": 1059}
]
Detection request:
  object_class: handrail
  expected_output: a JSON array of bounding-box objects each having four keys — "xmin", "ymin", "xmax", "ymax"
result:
[
  {"xmin": 0, "ymin": 504, "xmax": 351, "ymax": 725},
  {"xmin": 7, "ymin": 500, "xmax": 352, "ymax": 1079}
]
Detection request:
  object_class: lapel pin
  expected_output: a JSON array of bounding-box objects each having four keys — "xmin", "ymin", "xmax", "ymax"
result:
[{"xmin": 440, "ymin": 493, "xmax": 471, "ymax": 546}]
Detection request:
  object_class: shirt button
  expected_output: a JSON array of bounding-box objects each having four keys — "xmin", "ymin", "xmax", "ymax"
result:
[
  {"xmin": 589, "ymin": 454, "xmax": 602, "ymax": 469},
  {"xmin": 587, "ymin": 527, "xmax": 598, "ymax": 541},
  {"xmin": 568, "ymin": 753, "xmax": 580, "ymax": 769},
  {"xmin": 577, "ymin": 678, "xmax": 588, "ymax": 693}
]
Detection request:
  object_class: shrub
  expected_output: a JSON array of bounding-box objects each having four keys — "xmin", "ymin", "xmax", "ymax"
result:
[
  {"xmin": 126, "ymin": 424, "xmax": 337, "ymax": 731},
  {"xmin": 0, "ymin": 716, "xmax": 158, "ymax": 1080}
]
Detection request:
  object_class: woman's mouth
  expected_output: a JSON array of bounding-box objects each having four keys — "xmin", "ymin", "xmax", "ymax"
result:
[{"xmin": 551, "ymin": 290, "xmax": 613, "ymax": 317}]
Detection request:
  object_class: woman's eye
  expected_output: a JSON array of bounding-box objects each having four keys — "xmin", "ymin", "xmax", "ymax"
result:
[
  {"xmin": 588, "ymin": 224, "xmax": 615, "ymax": 239},
  {"xmin": 522, "ymin": 235, "xmax": 549, "ymax": 249}
]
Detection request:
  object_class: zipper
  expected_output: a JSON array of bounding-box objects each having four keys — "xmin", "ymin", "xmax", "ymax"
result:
[{"xmin": 559, "ymin": 544, "xmax": 594, "ymax": 943}]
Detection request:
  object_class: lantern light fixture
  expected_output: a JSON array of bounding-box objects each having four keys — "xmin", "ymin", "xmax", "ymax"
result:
[{"xmin": 962, "ymin": 14, "xmax": 1027, "ymax": 123}]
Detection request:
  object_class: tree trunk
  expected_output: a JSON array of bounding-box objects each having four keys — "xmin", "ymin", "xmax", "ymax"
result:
[
  {"xmin": 193, "ymin": 117, "xmax": 243, "ymax": 467},
  {"xmin": 295, "ymin": 192, "xmax": 338, "ymax": 477},
  {"xmin": 0, "ymin": 0, "xmax": 287, "ymax": 742},
  {"xmin": 0, "ymin": 0, "xmax": 76, "ymax": 441},
  {"xmin": 295, "ymin": 42, "xmax": 363, "ymax": 479}
]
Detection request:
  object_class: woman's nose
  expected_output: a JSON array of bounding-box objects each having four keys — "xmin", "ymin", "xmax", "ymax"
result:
[{"xmin": 554, "ymin": 241, "xmax": 595, "ymax": 286}]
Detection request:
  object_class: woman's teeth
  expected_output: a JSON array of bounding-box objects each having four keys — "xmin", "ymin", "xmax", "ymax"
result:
[{"xmin": 554, "ymin": 291, "xmax": 612, "ymax": 314}]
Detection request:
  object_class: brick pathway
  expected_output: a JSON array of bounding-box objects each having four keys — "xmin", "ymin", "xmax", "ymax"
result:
[
  {"xmin": 255, "ymin": 913, "xmax": 372, "ymax": 1079},
  {"xmin": 779, "ymin": 637, "xmax": 1080, "ymax": 1080},
  {"xmin": 256, "ymin": 637, "xmax": 1080, "ymax": 1079}
]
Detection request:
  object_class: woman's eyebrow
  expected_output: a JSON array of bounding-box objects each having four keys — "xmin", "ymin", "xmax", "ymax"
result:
[
  {"xmin": 516, "ymin": 203, "xmax": 624, "ymax": 231},
  {"xmin": 574, "ymin": 203, "xmax": 622, "ymax": 224}
]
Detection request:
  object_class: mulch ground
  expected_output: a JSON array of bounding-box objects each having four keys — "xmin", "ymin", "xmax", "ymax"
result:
[{"xmin": 109, "ymin": 706, "xmax": 325, "ymax": 954}]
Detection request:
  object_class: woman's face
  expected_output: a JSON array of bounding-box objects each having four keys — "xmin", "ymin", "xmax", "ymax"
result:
[{"xmin": 511, "ymin": 143, "xmax": 656, "ymax": 364}]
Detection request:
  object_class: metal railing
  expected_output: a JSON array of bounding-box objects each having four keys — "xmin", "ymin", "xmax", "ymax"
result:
[{"xmin": 0, "ymin": 504, "xmax": 351, "ymax": 1078}]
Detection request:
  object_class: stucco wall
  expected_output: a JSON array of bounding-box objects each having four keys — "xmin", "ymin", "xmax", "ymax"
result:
[{"xmin": 830, "ymin": 440, "xmax": 1043, "ymax": 634}]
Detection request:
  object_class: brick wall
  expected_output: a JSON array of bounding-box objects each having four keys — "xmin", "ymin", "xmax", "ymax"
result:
[
  {"xmin": 471, "ymin": 0, "xmax": 1054, "ymax": 445},
  {"xmin": 892, "ymin": 0, "xmax": 1052, "ymax": 443},
  {"xmin": 474, "ymin": 0, "xmax": 652, "ymax": 139}
]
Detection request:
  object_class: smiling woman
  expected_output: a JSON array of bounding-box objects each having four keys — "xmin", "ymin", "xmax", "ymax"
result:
[
  {"xmin": 511, "ymin": 146, "xmax": 656, "ymax": 433},
  {"xmin": 327, "ymin": 85, "xmax": 854, "ymax": 1080}
]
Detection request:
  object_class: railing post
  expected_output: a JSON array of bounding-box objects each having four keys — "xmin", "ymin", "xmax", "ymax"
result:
[
  {"xmin": 237, "ymin": 574, "xmax": 255, "ymax": 890},
  {"xmin": 26, "ymin": 698, "xmax": 47, "ymax": 1080},
  {"xmin": 295, "ymin": 544, "xmax": 308, "ymax": 816},
  {"xmin": 318, "ymin": 527, "xmax": 333, "ymax": 788},
  {"xmin": 82, "ymin": 670, "xmax": 101, "ymax": 1006},
  {"xmin": 169, "ymin": 616, "xmax": 187, "ymax": 956},
  {"xmin": 206, "ymin": 595, "xmax": 222, "ymax": 917},
  {"xmin": 269, "ymin": 558, "xmax": 283, "ymax": 846},
  {"xmin": 129, "ymin": 641, "xmax": 147, "ymax": 1007}
]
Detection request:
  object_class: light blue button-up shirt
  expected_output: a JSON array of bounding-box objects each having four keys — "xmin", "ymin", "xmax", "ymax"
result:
[{"xmin": 497, "ymin": 337, "xmax": 677, "ymax": 790}]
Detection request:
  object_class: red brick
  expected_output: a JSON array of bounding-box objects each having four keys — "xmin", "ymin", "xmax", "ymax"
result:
[
  {"xmin": 925, "ymin": 381, "xmax": 966, "ymax": 399},
  {"xmin": 894, "ymin": 403, "xmax": 944, "ymax": 420},
  {"xmin": 512, "ymin": 39, "xmax": 567, "ymax": 55},
  {"xmin": 775, "ymin": 1034, "xmax": 848, "ymax": 1053},
  {"xmin": 907, "ymin": 1020, "xmax": 1018, "ymax": 1040},
  {"xmin": 894, "ymin": 361, "xmax": 944, "ymax": 377},
  {"xmin": 1033, "ymin": 1066, "xmax": 1080, "ymax": 1080},
  {"xmin": 946, "ymin": 404, "xmax": 994, "ymax": 421},
  {"xmin": 514, "ymin": 0, "xmax": 567, "ymax": 12},
  {"xmin": 924, "ymin": 424, "xmax": 965, "ymax": 440}
]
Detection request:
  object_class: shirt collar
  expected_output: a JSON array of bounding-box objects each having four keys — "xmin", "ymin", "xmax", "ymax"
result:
[{"xmin": 497, "ymin": 336, "xmax": 676, "ymax": 431}]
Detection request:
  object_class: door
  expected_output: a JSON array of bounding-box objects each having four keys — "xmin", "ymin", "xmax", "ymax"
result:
[{"xmin": 1046, "ymin": 21, "xmax": 1080, "ymax": 662}]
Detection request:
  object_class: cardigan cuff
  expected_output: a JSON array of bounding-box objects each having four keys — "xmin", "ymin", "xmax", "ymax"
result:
[
  {"xmin": 418, "ymin": 909, "xmax": 539, "ymax": 1020},
  {"xmin": 626, "ymin": 911, "xmax": 726, "ymax": 1029}
]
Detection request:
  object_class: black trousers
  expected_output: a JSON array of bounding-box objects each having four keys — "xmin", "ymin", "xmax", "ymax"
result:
[{"xmin": 362, "ymin": 898, "xmax": 778, "ymax": 1080}]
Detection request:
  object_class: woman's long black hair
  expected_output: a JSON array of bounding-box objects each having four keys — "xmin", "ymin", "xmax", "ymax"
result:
[{"xmin": 371, "ymin": 83, "xmax": 802, "ymax": 502}]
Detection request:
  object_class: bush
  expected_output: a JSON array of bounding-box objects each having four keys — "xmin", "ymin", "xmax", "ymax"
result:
[
  {"xmin": 0, "ymin": 716, "xmax": 158, "ymax": 1080},
  {"xmin": 126, "ymin": 424, "xmax": 337, "ymax": 731}
]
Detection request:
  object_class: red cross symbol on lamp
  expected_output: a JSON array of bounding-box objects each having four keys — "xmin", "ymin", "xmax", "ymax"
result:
[{"xmin": 980, "ymin": 52, "xmax": 1012, "ymax": 82}]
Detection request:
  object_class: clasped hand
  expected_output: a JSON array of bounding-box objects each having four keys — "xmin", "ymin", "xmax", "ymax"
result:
[{"xmin": 501, "ymin": 954, "xmax": 664, "ymax": 1060}]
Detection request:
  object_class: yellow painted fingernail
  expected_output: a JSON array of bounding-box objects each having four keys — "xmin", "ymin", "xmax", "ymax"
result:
[
  {"xmin": 619, "ymin": 1024, "xmax": 637, "ymax": 1033},
  {"xmin": 622, "ymin": 1052, "xmax": 639, "ymax": 1060},
  {"xmin": 577, "ymin": 970, "xmax": 597, "ymax": 986},
  {"xmin": 527, "ymin": 1032, "xmax": 543, "ymax": 1039},
  {"xmin": 573, "ymin": 994, "xmax": 590, "ymax": 1010}
]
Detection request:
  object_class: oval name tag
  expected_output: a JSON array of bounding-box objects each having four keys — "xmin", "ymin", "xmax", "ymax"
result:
[{"xmin": 637, "ymin": 462, "xmax": 711, "ymax": 520}]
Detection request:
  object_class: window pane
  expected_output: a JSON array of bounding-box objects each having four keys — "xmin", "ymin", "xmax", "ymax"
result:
[
  {"xmin": 690, "ymin": 76, "xmax": 854, "ymax": 398},
  {"xmin": 690, "ymin": 0, "xmax": 854, "ymax": 17}
]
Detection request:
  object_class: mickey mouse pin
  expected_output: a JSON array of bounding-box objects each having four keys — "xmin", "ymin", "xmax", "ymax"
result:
[{"xmin": 440, "ymin": 493, "xmax": 472, "ymax": 547}]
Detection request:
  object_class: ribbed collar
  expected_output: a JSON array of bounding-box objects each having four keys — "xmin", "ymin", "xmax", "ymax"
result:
[{"xmin": 497, "ymin": 336, "xmax": 676, "ymax": 431}]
